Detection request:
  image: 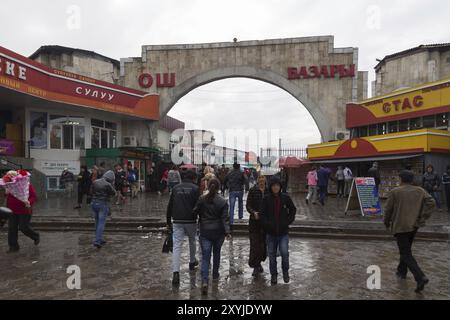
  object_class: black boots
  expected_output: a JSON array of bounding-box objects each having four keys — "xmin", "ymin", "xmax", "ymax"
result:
[
  {"xmin": 271, "ymin": 275, "xmax": 277, "ymax": 285},
  {"xmin": 415, "ymin": 277, "xmax": 429, "ymax": 293},
  {"xmin": 283, "ymin": 272, "xmax": 290, "ymax": 284},
  {"xmin": 172, "ymin": 272, "xmax": 180, "ymax": 286},
  {"xmin": 189, "ymin": 260, "xmax": 199, "ymax": 271}
]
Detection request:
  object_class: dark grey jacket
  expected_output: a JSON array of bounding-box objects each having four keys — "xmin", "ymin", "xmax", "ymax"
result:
[
  {"xmin": 193, "ymin": 194, "xmax": 230, "ymax": 240},
  {"xmin": 91, "ymin": 170, "xmax": 116, "ymax": 203},
  {"xmin": 224, "ymin": 169, "xmax": 246, "ymax": 192}
]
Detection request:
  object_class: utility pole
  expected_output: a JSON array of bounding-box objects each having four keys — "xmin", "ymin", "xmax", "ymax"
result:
[{"xmin": 278, "ymin": 138, "xmax": 282, "ymax": 159}]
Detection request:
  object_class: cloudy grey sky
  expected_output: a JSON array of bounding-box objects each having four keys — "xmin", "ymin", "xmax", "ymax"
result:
[{"xmin": 1, "ymin": 0, "xmax": 449, "ymax": 152}]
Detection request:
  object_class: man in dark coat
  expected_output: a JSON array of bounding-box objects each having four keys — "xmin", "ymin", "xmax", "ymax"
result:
[
  {"xmin": 367, "ymin": 162, "xmax": 381, "ymax": 192},
  {"xmin": 74, "ymin": 165, "xmax": 91, "ymax": 209},
  {"xmin": 317, "ymin": 165, "xmax": 331, "ymax": 206},
  {"xmin": 260, "ymin": 176, "xmax": 297, "ymax": 285},
  {"xmin": 246, "ymin": 175, "xmax": 268, "ymax": 276}
]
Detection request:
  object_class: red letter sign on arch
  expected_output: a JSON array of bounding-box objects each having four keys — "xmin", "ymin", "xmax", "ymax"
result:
[{"xmin": 138, "ymin": 73, "xmax": 153, "ymax": 88}]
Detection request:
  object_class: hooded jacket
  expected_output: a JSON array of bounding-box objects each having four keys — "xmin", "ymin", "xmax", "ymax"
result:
[
  {"xmin": 193, "ymin": 193, "xmax": 230, "ymax": 240},
  {"xmin": 91, "ymin": 170, "xmax": 116, "ymax": 203},
  {"xmin": 423, "ymin": 170, "xmax": 440, "ymax": 192},
  {"xmin": 260, "ymin": 177, "xmax": 296, "ymax": 236}
]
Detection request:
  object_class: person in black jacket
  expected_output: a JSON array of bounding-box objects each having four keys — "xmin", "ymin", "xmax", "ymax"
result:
[
  {"xmin": 223, "ymin": 163, "xmax": 247, "ymax": 227},
  {"xmin": 246, "ymin": 175, "xmax": 268, "ymax": 277},
  {"xmin": 193, "ymin": 178, "xmax": 231, "ymax": 295},
  {"xmin": 74, "ymin": 165, "xmax": 91, "ymax": 209},
  {"xmin": 166, "ymin": 170, "xmax": 200, "ymax": 286},
  {"xmin": 261, "ymin": 176, "xmax": 297, "ymax": 285}
]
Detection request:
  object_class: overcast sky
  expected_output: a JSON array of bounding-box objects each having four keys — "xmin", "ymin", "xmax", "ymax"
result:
[{"xmin": 1, "ymin": 0, "xmax": 449, "ymax": 152}]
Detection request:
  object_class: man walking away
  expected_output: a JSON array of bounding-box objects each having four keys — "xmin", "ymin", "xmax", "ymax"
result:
[
  {"xmin": 90, "ymin": 170, "xmax": 116, "ymax": 248},
  {"xmin": 343, "ymin": 165, "xmax": 353, "ymax": 197},
  {"xmin": 317, "ymin": 165, "xmax": 331, "ymax": 206},
  {"xmin": 335, "ymin": 166, "xmax": 345, "ymax": 198},
  {"xmin": 442, "ymin": 165, "xmax": 450, "ymax": 213},
  {"xmin": 260, "ymin": 176, "xmax": 297, "ymax": 285},
  {"xmin": 224, "ymin": 163, "xmax": 247, "ymax": 228},
  {"xmin": 166, "ymin": 170, "xmax": 200, "ymax": 286},
  {"xmin": 384, "ymin": 170, "xmax": 435, "ymax": 293}
]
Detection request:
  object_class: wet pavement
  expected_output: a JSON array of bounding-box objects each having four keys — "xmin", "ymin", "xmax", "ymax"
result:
[
  {"xmin": 27, "ymin": 191, "xmax": 450, "ymax": 227},
  {"xmin": 0, "ymin": 231, "xmax": 449, "ymax": 300}
]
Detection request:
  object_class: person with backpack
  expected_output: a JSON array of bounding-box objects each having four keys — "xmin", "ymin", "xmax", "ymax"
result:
[
  {"xmin": 193, "ymin": 178, "xmax": 231, "ymax": 295},
  {"xmin": 166, "ymin": 170, "xmax": 200, "ymax": 286},
  {"xmin": 260, "ymin": 176, "xmax": 297, "ymax": 285},
  {"xmin": 317, "ymin": 165, "xmax": 331, "ymax": 206}
]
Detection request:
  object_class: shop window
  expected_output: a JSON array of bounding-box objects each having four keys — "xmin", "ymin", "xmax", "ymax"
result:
[
  {"xmin": 91, "ymin": 127, "xmax": 100, "ymax": 149},
  {"xmin": 436, "ymin": 113, "xmax": 448, "ymax": 129},
  {"xmin": 388, "ymin": 121, "xmax": 398, "ymax": 133},
  {"xmin": 409, "ymin": 117, "xmax": 423, "ymax": 130},
  {"xmin": 30, "ymin": 112, "xmax": 48, "ymax": 149},
  {"xmin": 49, "ymin": 115, "xmax": 85, "ymax": 150},
  {"xmin": 399, "ymin": 119, "xmax": 409, "ymax": 132},
  {"xmin": 359, "ymin": 126, "xmax": 368, "ymax": 137},
  {"xmin": 422, "ymin": 115, "xmax": 435, "ymax": 128},
  {"xmin": 47, "ymin": 177, "xmax": 60, "ymax": 190},
  {"xmin": 377, "ymin": 123, "xmax": 387, "ymax": 135},
  {"xmin": 91, "ymin": 118, "xmax": 118, "ymax": 149},
  {"xmin": 368, "ymin": 124, "xmax": 378, "ymax": 136}
]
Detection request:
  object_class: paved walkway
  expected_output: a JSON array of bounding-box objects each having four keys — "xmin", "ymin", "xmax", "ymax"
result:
[
  {"xmin": 29, "ymin": 191, "xmax": 450, "ymax": 227},
  {"xmin": 0, "ymin": 232, "xmax": 448, "ymax": 300}
]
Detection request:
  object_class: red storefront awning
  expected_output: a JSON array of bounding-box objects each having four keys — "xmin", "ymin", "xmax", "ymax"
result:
[{"xmin": 0, "ymin": 46, "xmax": 159, "ymax": 120}]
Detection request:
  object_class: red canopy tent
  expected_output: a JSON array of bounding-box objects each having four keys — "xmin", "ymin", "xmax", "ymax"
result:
[{"xmin": 277, "ymin": 156, "xmax": 310, "ymax": 168}]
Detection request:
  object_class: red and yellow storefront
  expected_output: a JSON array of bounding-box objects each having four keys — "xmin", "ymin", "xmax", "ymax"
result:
[
  {"xmin": 308, "ymin": 77, "xmax": 450, "ymax": 198},
  {"xmin": 0, "ymin": 45, "xmax": 160, "ymax": 192}
]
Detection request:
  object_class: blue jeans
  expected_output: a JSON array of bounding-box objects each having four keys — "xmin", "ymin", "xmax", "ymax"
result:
[
  {"xmin": 91, "ymin": 201, "xmax": 109, "ymax": 245},
  {"xmin": 318, "ymin": 185, "xmax": 328, "ymax": 204},
  {"xmin": 429, "ymin": 191, "xmax": 441, "ymax": 209},
  {"xmin": 229, "ymin": 191, "xmax": 244, "ymax": 224},
  {"xmin": 172, "ymin": 223, "xmax": 197, "ymax": 272},
  {"xmin": 200, "ymin": 236, "xmax": 225, "ymax": 283},
  {"xmin": 266, "ymin": 234, "xmax": 289, "ymax": 276}
]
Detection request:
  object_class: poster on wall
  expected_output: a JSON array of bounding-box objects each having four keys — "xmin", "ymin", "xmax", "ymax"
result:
[
  {"xmin": 29, "ymin": 112, "xmax": 48, "ymax": 149},
  {"xmin": 34, "ymin": 160, "xmax": 80, "ymax": 176}
]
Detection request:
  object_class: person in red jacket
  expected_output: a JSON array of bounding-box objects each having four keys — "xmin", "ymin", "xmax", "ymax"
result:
[{"xmin": 6, "ymin": 182, "xmax": 40, "ymax": 253}]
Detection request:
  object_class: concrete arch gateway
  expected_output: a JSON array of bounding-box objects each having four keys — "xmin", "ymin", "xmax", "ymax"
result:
[{"xmin": 120, "ymin": 36, "xmax": 368, "ymax": 142}]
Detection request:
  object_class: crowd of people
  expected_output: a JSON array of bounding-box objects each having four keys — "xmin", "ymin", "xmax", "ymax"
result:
[
  {"xmin": 1, "ymin": 159, "xmax": 449, "ymax": 295},
  {"xmin": 304, "ymin": 162, "xmax": 450, "ymax": 212},
  {"xmin": 166, "ymin": 163, "xmax": 297, "ymax": 295}
]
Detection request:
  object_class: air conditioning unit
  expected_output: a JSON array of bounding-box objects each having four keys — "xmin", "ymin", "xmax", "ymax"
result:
[
  {"xmin": 123, "ymin": 136, "xmax": 137, "ymax": 147},
  {"xmin": 335, "ymin": 130, "xmax": 350, "ymax": 141}
]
